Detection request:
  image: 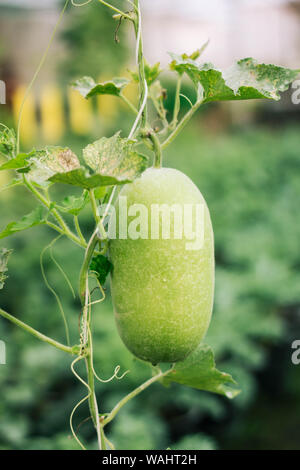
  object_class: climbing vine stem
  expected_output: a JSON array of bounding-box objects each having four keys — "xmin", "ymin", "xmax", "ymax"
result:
[
  {"xmin": 0, "ymin": 308, "xmax": 79, "ymax": 355},
  {"xmin": 162, "ymin": 98, "xmax": 203, "ymax": 149}
]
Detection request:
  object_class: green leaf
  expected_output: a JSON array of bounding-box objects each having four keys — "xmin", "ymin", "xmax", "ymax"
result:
[
  {"xmin": 83, "ymin": 133, "xmax": 148, "ymax": 181},
  {"xmin": 170, "ymin": 55, "xmax": 300, "ymax": 103},
  {"xmin": 0, "ymin": 127, "xmax": 16, "ymax": 159},
  {"xmin": 72, "ymin": 76, "xmax": 129, "ymax": 98},
  {"xmin": 59, "ymin": 191, "xmax": 89, "ymax": 216},
  {"xmin": 0, "ymin": 151, "xmax": 35, "ymax": 171},
  {"xmin": 0, "ymin": 248, "xmax": 12, "ymax": 289},
  {"xmin": 90, "ymin": 254, "xmax": 112, "ymax": 285},
  {"xmin": 26, "ymin": 147, "xmax": 81, "ymax": 186},
  {"xmin": 48, "ymin": 167, "xmax": 133, "ymax": 189},
  {"xmin": 0, "ymin": 207, "xmax": 48, "ymax": 239},
  {"xmin": 47, "ymin": 134, "xmax": 147, "ymax": 189},
  {"xmin": 163, "ymin": 344, "xmax": 240, "ymax": 399},
  {"xmin": 94, "ymin": 186, "xmax": 107, "ymax": 199},
  {"xmin": 131, "ymin": 60, "xmax": 162, "ymax": 86}
]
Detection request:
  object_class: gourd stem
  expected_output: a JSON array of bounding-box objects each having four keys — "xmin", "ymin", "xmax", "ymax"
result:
[{"xmin": 142, "ymin": 130, "xmax": 163, "ymax": 168}]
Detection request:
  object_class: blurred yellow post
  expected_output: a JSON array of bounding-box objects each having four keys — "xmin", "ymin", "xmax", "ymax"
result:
[
  {"xmin": 40, "ymin": 85, "xmax": 65, "ymax": 143},
  {"xmin": 12, "ymin": 85, "xmax": 38, "ymax": 148},
  {"xmin": 68, "ymin": 88, "xmax": 94, "ymax": 135},
  {"xmin": 119, "ymin": 69, "xmax": 138, "ymax": 112},
  {"xmin": 96, "ymin": 75, "xmax": 118, "ymax": 125}
]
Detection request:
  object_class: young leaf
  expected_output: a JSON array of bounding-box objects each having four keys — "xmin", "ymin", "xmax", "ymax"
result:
[
  {"xmin": 0, "ymin": 127, "xmax": 16, "ymax": 159},
  {"xmin": 130, "ymin": 60, "xmax": 162, "ymax": 86},
  {"xmin": 27, "ymin": 147, "xmax": 80, "ymax": 186},
  {"xmin": 163, "ymin": 344, "xmax": 240, "ymax": 399},
  {"xmin": 170, "ymin": 55, "xmax": 300, "ymax": 103},
  {"xmin": 90, "ymin": 254, "xmax": 112, "ymax": 286},
  {"xmin": 179, "ymin": 44, "xmax": 209, "ymax": 63},
  {"xmin": 59, "ymin": 191, "xmax": 89, "ymax": 216},
  {"xmin": 0, "ymin": 248, "xmax": 12, "ymax": 289},
  {"xmin": 0, "ymin": 207, "xmax": 48, "ymax": 240},
  {"xmin": 83, "ymin": 133, "xmax": 148, "ymax": 181},
  {"xmin": 72, "ymin": 76, "xmax": 129, "ymax": 99}
]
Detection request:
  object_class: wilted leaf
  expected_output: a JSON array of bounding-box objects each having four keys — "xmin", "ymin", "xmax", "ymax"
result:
[
  {"xmin": 0, "ymin": 248, "xmax": 12, "ymax": 289},
  {"xmin": 163, "ymin": 344, "xmax": 240, "ymax": 399},
  {"xmin": 72, "ymin": 76, "xmax": 129, "ymax": 99},
  {"xmin": 27, "ymin": 147, "xmax": 80, "ymax": 186},
  {"xmin": 83, "ymin": 133, "xmax": 148, "ymax": 182},
  {"xmin": 170, "ymin": 55, "xmax": 300, "ymax": 102},
  {"xmin": 60, "ymin": 191, "xmax": 89, "ymax": 216},
  {"xmin": 90, "ymin": 254, "xmax": 112, "ymax": 285},
  {"xmin": 36, "ymin": 135, "xmax": 147, "ymax": 189},
  {"xmin": 0, "ymin": 127, "xmax": 16, "ymax": 159},
  {"xmin": 0, "ymin": 207, "xmax": 48, "ymax": 239}
]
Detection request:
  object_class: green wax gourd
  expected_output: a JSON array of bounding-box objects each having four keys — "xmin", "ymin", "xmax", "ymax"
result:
[{"xmin": 109, "ymin": 167, "xmax": 215, "ymax": 364}]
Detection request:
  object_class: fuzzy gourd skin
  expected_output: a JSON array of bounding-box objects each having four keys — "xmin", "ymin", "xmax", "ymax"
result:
[{"xmin": 109, "ymin": 167, "xmax": 215, "ymax": 364}]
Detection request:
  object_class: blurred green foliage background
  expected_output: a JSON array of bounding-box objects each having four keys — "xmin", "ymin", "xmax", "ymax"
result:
[{"xmin": 0, "ymin": 0, "xmax": 300, "ymax": 450}]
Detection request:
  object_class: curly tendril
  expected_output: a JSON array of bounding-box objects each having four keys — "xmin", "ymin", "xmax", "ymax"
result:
[
  {"xmin": 88, "ymin": 271, "xmax": 106, "ymax": 307},
  {"xmin": 93, "ymin": 364, "xmax": 130, "ymax": 384},
  {"xmin": 179, "ymin": 93, "xmax": 194, "ymax": 109},
  {"xmin": 40, "ymin": 236, "xmax": 70, "ymax": 346},
  {"xmin": 49, "ymin": 240, "xmax": 76, "ymax": 299},
  {"xmin": 70, "ymin": 356, "xmax": 90, "ymax": 450}
]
